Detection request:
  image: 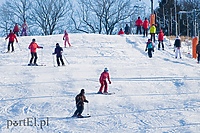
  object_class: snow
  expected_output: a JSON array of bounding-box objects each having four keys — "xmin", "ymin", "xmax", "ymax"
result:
[{"xmin": 0, "ymin": 33, "xmax": 200, "ymax": 133}]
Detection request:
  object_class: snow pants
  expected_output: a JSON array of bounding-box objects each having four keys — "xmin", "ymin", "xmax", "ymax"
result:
[
  {"xmin": 158, "ymin": 41, "xmax": 164, "ymax": 50},
  {"xmin": 74, "ymin": 104, "xmax": 84, "ymax": 116},
  {"xmin": 56, "ymin": 55, "xmax": 65, "ymax": 66},
  {"xmin": 148, "ymin": 48, "xmax": 154, "ymax": 58},
  {"xmin": 30, "ymin": 52, "xmax": 38, "ymax": 64},
  {"xmin": 7, "ymin": 41, "xmax": 14, "ymax": 52},
  {"xmin": 99, "ymin": 80, "xmax": 108, "ymax": 93},
  {"xmin": 175, "ymin": 47, "xmax": 181, "ymax": 58},
  {"xmin": 136, "ymin": 26, "xmax": 142, "ymax": 34}
]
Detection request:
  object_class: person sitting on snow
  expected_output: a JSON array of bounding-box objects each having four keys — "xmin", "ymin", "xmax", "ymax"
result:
[{"xmin": 118, "ymin": 28, "xmax": 124, "ymax": 35}]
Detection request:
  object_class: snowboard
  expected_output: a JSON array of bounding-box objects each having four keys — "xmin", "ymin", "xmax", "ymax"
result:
[{"xmin": 97, "ymin": 92, "xmax": 115, "ymax": 95}]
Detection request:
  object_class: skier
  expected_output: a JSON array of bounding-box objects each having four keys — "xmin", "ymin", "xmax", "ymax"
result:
[
  {"xmin": 158, "ymin": 29, "xmax": 164, "ymax": 50},
  {"xmin": 5, "ymin": 30, "xmax": 18, "ymax": 52},
  {"xmin": 118, "ymin": 28, "xmax": 124, "ymax": 35},
  {"xmin": 142, "ymin": 18, "xmax": 149, "ymax": 37},
  {"xmin": 28, "ymin": 39, "xmax": 43, "ymax": 66},
  {"xmin": 196, "ymin": 42, "xmax": 200, "ymax": 63},
  {"xmin": 124, "ymin": 24, "xmax": 130, "ymax": 35},
  {"xmin": 52, "ymin": 43, "xmax": 65, "ymax": 66},
  {"xmin": 135, "ymin": 17, "xmax": 143, "ymax": 34},
  {"xmin": 72, "ymin": 89, "xmax": 89, "ymax": 118},
  {"xmin": 145, "ymin": 39, "xmax": 154, "ymax": 58},
  {"xmin": 13, "ymin": 23, "xmax": 20, "ymax": 36},
  {"xmin": 98, "ymin": 68, "xmax": 112, "ymax": 94},
  {"xmin": 21, "ymin": 20, "xmax": 28, "ymax": 36},
  {"xmin": 150, "ymin": 24, "xmax": 156, "ymax": 43},
  {"xmin": 63, "ymin": 30, "xmax": 71, "ymax": 47},
  {"xmin": 174, "ymin": 36, "xmax": 182, "ymax": 59}
]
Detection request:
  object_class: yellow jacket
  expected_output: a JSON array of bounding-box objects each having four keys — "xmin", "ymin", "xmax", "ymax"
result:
[{"xmin": 150, "ymin": 25, "xmax": 156, "ymax": 33}]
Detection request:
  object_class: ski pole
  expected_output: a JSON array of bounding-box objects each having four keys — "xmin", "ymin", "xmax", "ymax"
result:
[
  {"xmin": 52, "ymin": 54, "xmax": 56, "ymax": 67},
  {"xmin": 63, "ymin": 54, "xmax": 70, "ymax": 65},
  {"xmin": 86, "ymin": 103, "xmax": 90, "ymax": 116},
  {"xmin": 17, "ymin": 42, "xmax": 22, "ymax": 51}
]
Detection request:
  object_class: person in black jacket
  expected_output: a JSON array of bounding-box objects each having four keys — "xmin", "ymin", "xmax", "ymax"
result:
[
  {"xmin": 52, "ymin": 43, "xmax": 65, "ymax": 66},
  {"xmin": 174, "ymin": 36, "xmax": 182, "ymax": 59},
  {"xmin": 72, "ymin": 89, "xmax": 89, "ymax": 118},
  {"xmin": 196, "ymin": 42, "xmax": 200, "ymax": 63}
]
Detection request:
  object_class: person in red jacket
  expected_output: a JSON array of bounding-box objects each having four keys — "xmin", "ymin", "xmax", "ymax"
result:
[
  {"xmin": 28, "ymin": 39, "xmax": 43, "ymax": 66},
  {"xmin": 158, "ymin": 29, "xmax": 164, "ymax": 50},
  {"xmin": 135, "ymin": 17, "xmax": 143, "ymax": 34},
  {"xmin": 98, "ymin": 68, "xmax": 112, "ymax": 94},
  {"xmin": 118, "ymin": 28, "xmax": 124, "ymax": 35},
  {"xmin": 63, "ymin": 30, "xmax": 71, "ymax": 48},
  {"xmin": 5, "ymin": 30, "xmax": 18, "ymax": 52},
  {"xmin": 13, "ymin": 23, "xmax": 20, "ymax": 36},
  {"xmin": 142, "ymin": 18, "xmax": 149, "ymax": 37}
]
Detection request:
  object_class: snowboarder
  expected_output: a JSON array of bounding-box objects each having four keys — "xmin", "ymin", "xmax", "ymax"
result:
[
  {"xmin": 13, "ymin": 23, "xmax": 20, "ymax": 36},
  {"xmin": 150, "ymin": 24, "xmax": 156, "ymax": 43},
  {"xmin": 135, "ymin": 17, "xmax": 143, "ymax": 34},
  {"xmin": 52, "ymin": 43, "xmax": 65, "ymax": 66},
  {"xmin": 21, "ymin": 20, "xmax": 28, "ymax": 36},
  {"xmin": 196, "ymin": 42, "xmax": 200, "ymax": 63},
  {"xmin": 145, "ymin": 39, "xmax": 154, "ymax": 58},
  {"xmin": 174, "ymin": 36, "xmax": 182, "ymax": 59},
  {"xmin": 28, "ymin": 39, "xmax": 43, "ymax": 66},
  {"xmin": 98, "ymin": 68, "xmax": 112, "ymax": 94},
  {"xmin": 5, "ymin": 30, "xmax": 18, "ymax": 52},
  {"xmin": 118, "ymin": 28, "xmax": 124, "ymax": 35},
  {"xmin": 142, "ymin": 18, "xmax": 149, "ymax": 37},
  {"xmin": 158, "ymin": 29, "xmax": 164, "ymax": 50},
  {"xmin": 124, "ymin": 24, "xmax": 130, "ymax": 35},
  {"xmin": 63, "ymin": 30, "xmax": 71, "ymax": 47},
  {"xmin": 72, "ymin": 89, "xmax": 89, "ymax": 118}
]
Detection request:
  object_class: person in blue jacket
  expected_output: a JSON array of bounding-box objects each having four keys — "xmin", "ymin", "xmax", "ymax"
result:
[{"xmin": 52, "ymin": 43, "xmax": 65, "ymax": 66}]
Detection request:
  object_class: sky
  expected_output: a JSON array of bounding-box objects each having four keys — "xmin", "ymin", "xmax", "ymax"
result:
[{"xmin": 0, "ymin": 33, "xmax": 200, "ymax": 133}]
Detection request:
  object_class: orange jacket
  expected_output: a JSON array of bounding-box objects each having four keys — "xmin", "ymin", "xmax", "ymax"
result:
[
  {"xmin": 6, "ymin": 33, "xmax": 18, "ymax": 42},
  {"xmin": 28, "ymin": 42, "xmax": 41, "ymax": 53}
]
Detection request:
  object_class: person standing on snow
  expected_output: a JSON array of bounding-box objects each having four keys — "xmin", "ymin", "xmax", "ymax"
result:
[
  {"xmin": 72, "ymin": 89, "xmax": 89, "ymax": 118},
  {"xmin": 13, "ymin": 23, "xmax": 20, "ymax": 36},
  {"xmin": 52, "ymin": 43, "xmax": 65, "ymax": 66},
  {"xmin": 150, "ymin": 24, "xmax": 156, "ymax": 43},
  {"xmin": 142, "ymin": 18, "xmax": 149, "ymax": 37},
  {"xmin": 124, "ymin": 24, "xmax": 130, "ymax": 35},
  {"xmin": 98, "ymin": 68, "xmax": 112, "ymax": 94},
  {"xmin": 28, "ymin": 39, "xmax": 43, "ymax": 66},
  {"xmin": 118, "ymin": 28, "xmax": 124, "ymax": 35},
  {"xmin": 174, "ymin": 36, "xmax": 182, "ymax": 59},
  {"xmin": 21, "ymin": 20, "xmax": 28, "ymax": 36},
  {"xmin": 158, "ymin": 29, "xmax": 164, "ymax": 50},
  {"xmin": 135, "ymin": 17, "xmax": 143, "ymax": 34},
  {"xmin": 5, "ymin": 30, "xmax": 18, "ymax": 52},
  {"xmin": 63, "ymin": 30, "xmax": 71, "ymax": 47},
  {"xmin": 145, "ymin": 39, "xmax": 154, "ymax": 58},
  {"xmin": 196, "ymin": 42, "xmax": 200, "ymax": 63}
]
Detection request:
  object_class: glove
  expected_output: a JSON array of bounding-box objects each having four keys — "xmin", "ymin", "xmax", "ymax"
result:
[
  {"xmin": 145, "ymin": 49, "xmax": 147, "ymax": 51},
  {"xmin": 85, "ymin": 100, "xmax": 89, "ymax": 103},
  {"xmin": 52, "ymin": 53, "xmax": 55, "ymax": 55},
  {"xmin": 109, "ymin": 81, "xmax": 111, "ymax": 84},
  {"xmin": 63, "ymin": 38, "xmax": 65, "ymax": 40},
  {"xmin": 40, "ymin": 47, "xmax": 43, "ymax": 49}
]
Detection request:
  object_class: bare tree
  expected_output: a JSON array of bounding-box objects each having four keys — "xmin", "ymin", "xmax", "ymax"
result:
[
  {"xmin": 30, "ymin": 0, "xmax": 71, "ymax": 35},
  {"xmin": 72, "ymin": 0, "xmax": 134, "ymax": 35}
]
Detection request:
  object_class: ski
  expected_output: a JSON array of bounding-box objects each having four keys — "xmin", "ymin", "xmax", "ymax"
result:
[
  {"xmin": 97, "ymin": 92, "xmax": 115, "ymax": 95},
  {"xmin": 27, "ymin": 64, "xmax": 46, "ymax": 66},
  {"xmin": 69, "ymin": 115, "xmax": 91, "ymax": 119}
]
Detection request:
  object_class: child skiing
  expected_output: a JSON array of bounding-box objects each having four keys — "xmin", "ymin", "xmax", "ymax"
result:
[
  {"xmin": 145, "ymin": 39, "xmax": 154, "ymax": 58},
  {"xmin": 52, "ymin": 43, "xmax": 65, "ymax": 66},
  {"xmin": 72, "ymin": 89, "xmax": 89, "ymax": 118},
  {"xmin": 158, "ymin": 29, "xmax": 164, "ymax": 50},
  {"xmin": 63, "ymin": 30, "xmax": 71, "ymax": 47},
  {"xmin": 98, "ymin": 68, "xmax": 112, "ymax": 94},
  {"xmin": 28, "ymin": 39, "xmax": 43, "ymax": 66},
  {"xmin": 5, "ymin": 30, "xmax": 18, "ymax": 52}
]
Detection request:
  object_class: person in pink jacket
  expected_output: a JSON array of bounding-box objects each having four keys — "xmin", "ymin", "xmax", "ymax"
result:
[
  {"xmin": 63, "ymin": 30, "xmax": 71, "ymax": 47},
  {"xmin": 28, "ymin": 39, "xmax": 43, "ymax": 66},
  {"xmin": 98, "ymin": 68, "xmax": 112, "ymax": 94}
]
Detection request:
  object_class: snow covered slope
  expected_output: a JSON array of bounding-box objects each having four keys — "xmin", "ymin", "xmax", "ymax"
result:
[{"xmin": 0, "ymin": 34, "xmax": 200, "ymax": 133}]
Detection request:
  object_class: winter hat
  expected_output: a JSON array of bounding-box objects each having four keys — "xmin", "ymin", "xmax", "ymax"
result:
[
  {"xmin": 56, "ymin": 43, "xmax": 59, "ymax": 46},
  {"xmin": 104, "ymin": 68, "xmax": 108, "ymax": 72},
  {"xmin": 81, "ymin": 89, "xmax": 85, "ymax": 93},
  {"xmin": 32, "ymin": 39, "xmax": 36, "ymax": 42}
]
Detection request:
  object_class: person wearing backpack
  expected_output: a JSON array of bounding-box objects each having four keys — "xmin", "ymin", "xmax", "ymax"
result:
[
  {"xmin": 72, "ymin": 89, "xmax": 89, "ymax": 118},
  {"xmin": 145, "ymin": 39, "xmax": 154, "ymax": 58}
]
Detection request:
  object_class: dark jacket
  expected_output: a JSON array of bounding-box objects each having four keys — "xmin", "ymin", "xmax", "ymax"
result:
[
  {"xmin": 75, "ymin": 93, "xmax": 88, "ymax": 106},
  {"xmin": 124, "ymin": 25, "xmax": 130, "ymax": 34},
  {"xmin": 196, "ymin": 44, "xmax": 200, "ymax": 54},
  {"xmin": 53, "ymin": 46, "xmax": 63, "ymax": 57},
  {"xmin": 174, "ymin": 38, "xmax": 181, "ymax": 48}
]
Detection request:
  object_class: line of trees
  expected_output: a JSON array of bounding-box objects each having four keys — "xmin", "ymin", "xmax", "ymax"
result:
[
  {"xmin": 155, "ymin": 0, "xmax": 200, "ymax": 37},
  {"xmin": 0, "ymin": 0, "xmax": 148, "ymax": 36}
]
